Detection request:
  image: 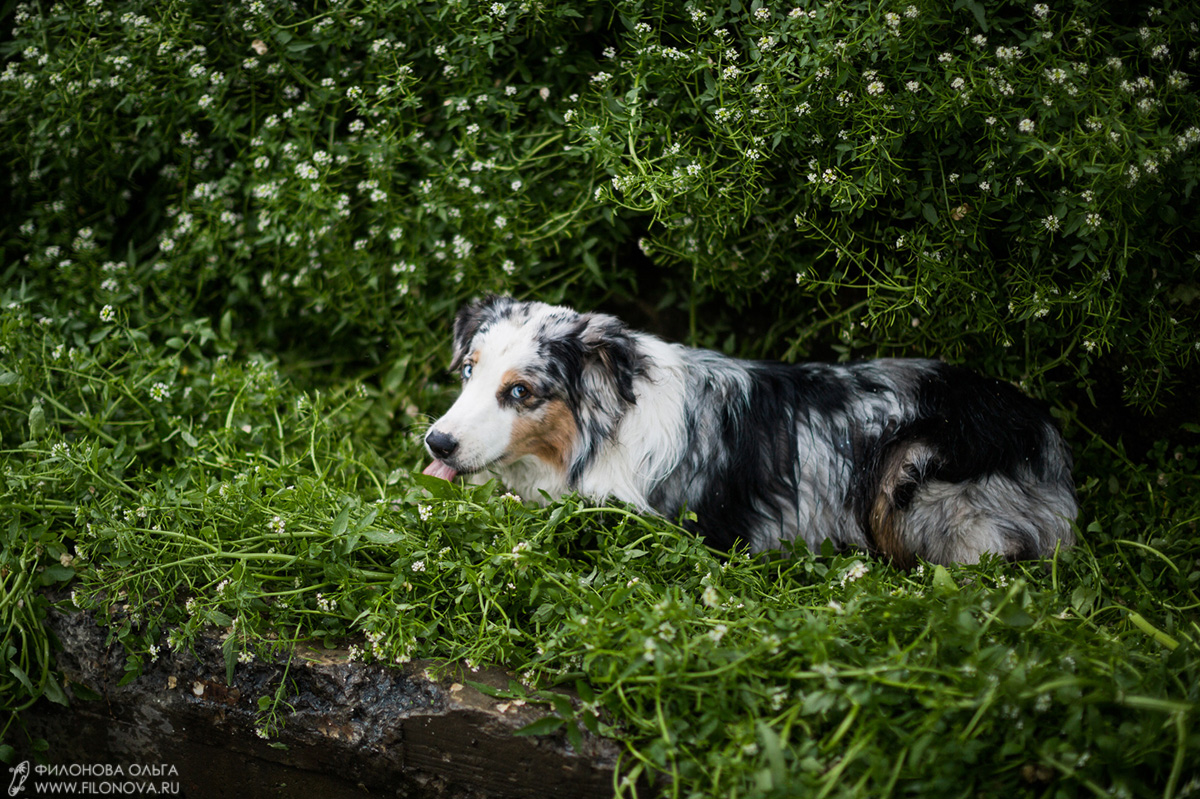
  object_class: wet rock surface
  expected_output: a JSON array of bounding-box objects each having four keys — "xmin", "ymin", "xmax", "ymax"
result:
[{"xmin": 18, "ymin": 608, "xmax": 618, "ymax": 798}]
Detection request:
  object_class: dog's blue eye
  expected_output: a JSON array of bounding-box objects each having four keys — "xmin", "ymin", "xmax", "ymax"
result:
[
  {"xmin": 510, "ymin": 384, "xmax": 528, "ymax": 400},
  {"xmin": 461, "ymin": 363, "xmax": 473, "ymax": 380}
]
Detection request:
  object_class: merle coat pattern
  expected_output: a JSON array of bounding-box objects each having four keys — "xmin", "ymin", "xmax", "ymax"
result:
[{"xmin": 423, "ymin": 296, "xmax": 1078, "ymax": 566}]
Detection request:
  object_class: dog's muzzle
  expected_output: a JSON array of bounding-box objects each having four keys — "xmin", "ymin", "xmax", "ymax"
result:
[{"xmin": 425, "ymin": 429, "xmax": 459, "ymax": 460}]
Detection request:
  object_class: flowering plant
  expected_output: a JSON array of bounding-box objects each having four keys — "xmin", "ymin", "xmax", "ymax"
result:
[{"xmin": 2, "ymin": 0, "xmax": 1197, "ymax": 406}]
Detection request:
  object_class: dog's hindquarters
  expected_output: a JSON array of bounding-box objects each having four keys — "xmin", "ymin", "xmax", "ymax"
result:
[
  {"xmin": 861, "ymin": 365, "xmax": 1077, "ymax": 566},
  {"xmin": 868, "ymin": 436, "xmax": 1077, "ymax": 567}
]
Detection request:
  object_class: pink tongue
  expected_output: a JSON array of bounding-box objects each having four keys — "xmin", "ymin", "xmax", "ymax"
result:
[{"xmin": 422, "ymin": 459, "xmax": 458, "ymax": 481}]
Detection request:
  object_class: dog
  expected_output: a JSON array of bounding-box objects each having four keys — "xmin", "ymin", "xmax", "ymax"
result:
[{"xmin": 422, "ymin": 295, "xmax": 1077, "ymax": 566}]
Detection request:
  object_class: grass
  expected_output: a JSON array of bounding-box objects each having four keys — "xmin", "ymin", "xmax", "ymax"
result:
[{"xmin": 2, "ymin": 302, "xmax": 1198, "ymax": 798}]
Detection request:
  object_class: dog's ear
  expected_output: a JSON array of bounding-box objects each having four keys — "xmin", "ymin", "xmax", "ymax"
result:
[
  {"xmin": 450, "ymin": 294, "xmax": 508, "ymax": 369},
  {"xmin": 579, "ymin": 313, "xmax": 641, "ymax": 405}
]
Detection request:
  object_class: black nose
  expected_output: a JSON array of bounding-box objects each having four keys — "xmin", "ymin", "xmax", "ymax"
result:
[{"xmin": 425, "ymin": 429, "xmax": 459, "ymax": 460}]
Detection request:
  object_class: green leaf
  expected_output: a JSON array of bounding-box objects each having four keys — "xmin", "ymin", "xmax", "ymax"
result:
[
  {"xmin": 364, "ymin": 529, "xmax": 403, "ymax": 545},
  {"xmin": 222, "ymin": 634, "xmax": 239, "ymax": 686},
  {"xmin": 567, "ymin": 722, "xmax": 583, "ymax": 752},
  {"xmin": 39, "ymin": 564, "xmax": 75, "ymax": 585},
  {"xmin": 42, "ymin": 675, "xmax": 70, "ymax": 706},
  {"xmin": 331, "ymin": 505, "xmax": 350, "ymax": 538},
  {"xmin": 513, "ymin": 715, "xmax": 565, "ymax": 736},
  {"xmin": 207, "ymin": 609, "xmax": 234, "ymax": 627},
  {"xmin": 997, "ymin": 606, "xmax": 1035, "ymax": 628},
  {"xmin": 29, "ymin": 402, "xmax": 46, "ymax": 440},
  {"xmin": 412, "ymin": 472, "xmax": 458, "ymax": 498},
  {"xmin": 757, "ymin": 721, "xmax": 787, "ymax": 789},
  {"xmin": 9, "ymin": 664, "xmax": 34, "ymax": 693},
  {"xmin": 463, "ymin": 679, "xmax": 520, "ymax": 699},
  {"xmin": 350, "ymin": 507, "xmax": 379, "ymax": 535},
  {"xmin": 931, "ymin": 565, "xmax": 958, "ymax": 595}
]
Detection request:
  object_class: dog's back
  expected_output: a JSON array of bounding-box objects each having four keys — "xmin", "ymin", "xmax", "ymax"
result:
[{"xmin": 629, "ymin": 353, "xmax": 1076, "ymax": 564}]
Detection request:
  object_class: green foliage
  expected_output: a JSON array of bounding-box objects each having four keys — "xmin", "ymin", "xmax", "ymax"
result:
[
  {"xmin": 1, "ymin": 0, "xmax": 1199, "ymax": 795},
  {"xmin": 2, "ymin": 289, "xmax": 1198, "ymax": 796},
  {"xmin": 2, "ymin": 0, "xmax": 1198, "ymax": 401}
]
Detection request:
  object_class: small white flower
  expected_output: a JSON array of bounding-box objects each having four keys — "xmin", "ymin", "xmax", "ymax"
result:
[
  {"xmin": 100, "ymin": 305, "xmax": 116, "ymax": 323},
  {"xmin": 839, "ymin": 560, "xmax": 869, "ymax": 586},
  {"xmin": 1018, "ymin": 118, "xmax": 1036, "ymax": 134}
]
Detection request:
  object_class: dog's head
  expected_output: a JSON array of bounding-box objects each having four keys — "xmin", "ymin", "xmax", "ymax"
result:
[{"xmin": 423, "ymin": 295, "xmax": 641, "ymax": 483}]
